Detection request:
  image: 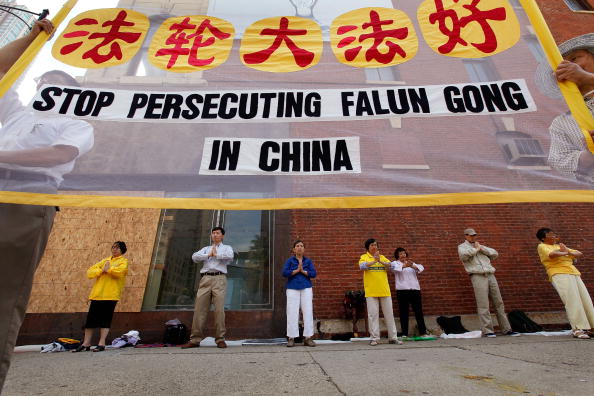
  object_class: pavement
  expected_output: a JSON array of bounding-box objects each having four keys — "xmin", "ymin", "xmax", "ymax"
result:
[{"xmin": 3, "ymin": 334, "xmax": 594, "ymax": 396}]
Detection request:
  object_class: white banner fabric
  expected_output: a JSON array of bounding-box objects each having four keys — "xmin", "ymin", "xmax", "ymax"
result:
[{"xmin": 30, "ymin": 80, "xmax": 535, "ymax": 123}]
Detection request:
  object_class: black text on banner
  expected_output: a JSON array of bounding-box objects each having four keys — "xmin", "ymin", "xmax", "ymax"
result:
[
  {"xmin": 30, "ymin": 80, "xmax": 535, "ymax": 123},
  {"xmin": 199, "ymin": 137, "xmax": 361, "ymax": 175}
]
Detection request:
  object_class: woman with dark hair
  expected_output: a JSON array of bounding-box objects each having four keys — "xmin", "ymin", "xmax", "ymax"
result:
[
  {"xmin": 358, "ymin": 238, "xmax": 402, "ymax": 346},
  {"xmin": 282, "ymin": 240, "xmax": 317, "ymax": 347},
  {"xmin": 73, "ymin": 241, "xmax": 129, "ymax": 352},
  {"xmin": 392, "ymin": 247, "xmax": 430, "ymax": 338},
  {"xmin": 536, "ymin": 228, "xmax": 594, "ymax": 339}
]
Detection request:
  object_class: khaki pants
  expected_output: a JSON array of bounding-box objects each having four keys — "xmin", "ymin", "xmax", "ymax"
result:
[
  {"xmin": 366, "ymin": 296, "xmax": 398, "ymax": 341},
  {"xmin": 551, "ymin": 274, "xmax": 594, "ymax": 330},
  {"xmin": 470, "ymin": 273, "xmax": 511, "ymax": 334},
  {"xmin": 0, "ymin": 203, "xmax": 55, "ymax": 391},
  {"xmin": 189, "ymin": 274, "xmax": 227, "ymax": 344}
]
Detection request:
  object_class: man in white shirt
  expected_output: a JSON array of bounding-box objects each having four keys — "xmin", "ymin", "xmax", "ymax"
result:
[
  {"xmin": 458, "ymin": 228, "xmax": 519, "ymax": 337},
  {"xmin": 0, "ymin": 19, "xmax": 94, "ymax": 391},
  {"xmin": 181, "ymin": 227, "xmax": 234, "ymax": 349}
]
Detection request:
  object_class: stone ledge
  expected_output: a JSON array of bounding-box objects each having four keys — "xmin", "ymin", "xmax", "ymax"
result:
[{"xmin": 316, "ymin": 311, "xmax": 569, "ymax": 337}]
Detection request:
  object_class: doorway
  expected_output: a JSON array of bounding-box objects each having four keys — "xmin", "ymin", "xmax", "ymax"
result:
[{"xmin": 142, "ymin": 209, "xmax": 273, "ymax": 311}]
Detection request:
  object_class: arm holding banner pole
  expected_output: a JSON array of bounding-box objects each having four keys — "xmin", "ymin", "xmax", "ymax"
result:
[
  {"xmin": 519, "ymin": 0, "xmax": 594, "ymax": 154},
  {"xmin": 0, "ymin": 0, "xmax": 78, "ymax": 98},
  {"xmin": 0, "ymin": 19, "xmax": 54, "ymax": 75}
]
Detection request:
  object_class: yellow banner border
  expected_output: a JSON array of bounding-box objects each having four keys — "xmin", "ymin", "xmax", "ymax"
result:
[
  {"xmin": 0, "ymin": 2, "xmax": 592, "ymax": 210},
  {"xmin": 520, "ymin": 0, "xmax": 594, "ymax": 153},
  {"xmin": 0, "ymin": 190, "xmax": 593, "ymax": 210}
]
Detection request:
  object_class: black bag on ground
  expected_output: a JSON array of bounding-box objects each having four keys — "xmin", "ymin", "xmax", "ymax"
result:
[
  {"xmin": 507, "ymin": 310, "xmax": 543, "ymax": 333},
  {"xmin": 436, "ymin": 316, "xmax": 469, "ymax": 334},
  {"xmin": 163, "ymin": 323, "xmax": 188, "ymax": 345}
]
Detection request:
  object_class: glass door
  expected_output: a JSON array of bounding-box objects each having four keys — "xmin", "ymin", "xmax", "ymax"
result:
[{"xmin": 142, "ymin": 209, "xmax": 273, "ymax": 311}]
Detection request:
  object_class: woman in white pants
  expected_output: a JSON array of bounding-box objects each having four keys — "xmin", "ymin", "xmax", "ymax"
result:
[{"xmin": 282, "ymin": 240, "xmax": 317, "ymax": 347}]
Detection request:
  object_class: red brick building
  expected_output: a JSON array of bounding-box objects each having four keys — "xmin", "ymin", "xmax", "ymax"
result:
[
  {"xmin": 290, "ymin": 0, "xmax": 594, "ymax": 333},
  {"xmin": 17, "ymin": 0, "xmax": 594, "ymax": 343}
]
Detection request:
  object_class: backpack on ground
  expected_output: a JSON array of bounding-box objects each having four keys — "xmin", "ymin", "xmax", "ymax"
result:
[
  {"xmin": 436, "ymin": 316, "xmax": 469, "ymax": 334},
  {"xmin": 163, "ymin": 323, "xmax": 188, "ymax": 345},
  {"xmin": 507, "ymin": 310, "xmax": 543, "ymax": 333}
]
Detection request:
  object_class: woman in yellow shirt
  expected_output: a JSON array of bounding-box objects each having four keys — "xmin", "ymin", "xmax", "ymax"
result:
[
  {"xmin": 536, "ymin": 228, "xmax": 594, "ymax": 340},
  {"xmin": 358, "ymin": 238, "xmax": 402, "ymax": 346},
  {"xmin": 73, "ymin": 241, "xmax": 129, "ymax": 352}
]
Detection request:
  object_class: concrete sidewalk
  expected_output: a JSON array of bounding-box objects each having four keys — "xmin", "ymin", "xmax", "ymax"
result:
[{"xmin": 3, "ymin": 336, "xmax": 593, "ymax": 395}]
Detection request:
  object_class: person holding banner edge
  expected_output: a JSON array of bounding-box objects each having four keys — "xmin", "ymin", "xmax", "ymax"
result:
[
  {"xmin": 0, "ymin": 19, "xmax": 94, "ymax": 391},
  {"xmin": 538, "ymin": 33, "xmax": 594, "ymax": 182}
]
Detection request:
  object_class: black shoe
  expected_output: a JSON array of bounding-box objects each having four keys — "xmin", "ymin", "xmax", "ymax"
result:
[
  {"xmin": 72, "ymin": 345, "xmax": 91, "ymax": 353},
  {"xmin": 92, "ymin": 345, "xmax": 105, "ymax": 352}
]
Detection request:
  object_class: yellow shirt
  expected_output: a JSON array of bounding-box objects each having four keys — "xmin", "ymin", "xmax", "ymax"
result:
[
  {"xmin": 87, "ymin": 255, "xmax": 129, "ymax": 300},
  {"xmin": 537, "ymin": 243, "xmax": 580, "ymax": 282},
  {"xmin": 359, "ymin": 252, "xmax": 391, "ymax": 297}
]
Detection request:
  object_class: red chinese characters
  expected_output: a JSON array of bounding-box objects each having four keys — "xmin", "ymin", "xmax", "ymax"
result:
[
  {"xmin": 244, "ymin": 17, "xmax": 313, "ymax": 67},
  {"xmin": 240, "ymin": 16, "xmax": 322, "ymax": 72},
  {"xmin": 53, "ymin": 5, "xmax": 521, "ymax": 71},
  {"xmin": 418, "ymin": 0, "xmax": 519, "ymax": 58},
  {"xmin": 52, "ymin": 8, "xmax": 148, "ymax": 68},
  {"xmin": 331, "ymin": 8, "xmax": 418, "ymax": 68},
  {"xmin": 429, "ymin": 0, "xmax": 505, "ymax": 54},
  {"xmin": 149, "ymin": 16, "xmax": 234, "ymax": 72}
]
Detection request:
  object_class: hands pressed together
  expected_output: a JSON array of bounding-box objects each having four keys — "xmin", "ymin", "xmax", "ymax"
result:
[
  {"xmin": 292, "ymin": 258, "xmax": 309, "ymax": 276},
  {"xmin": 209, "ymin": 244, "xmax": 218, "ymax": 257},
  {"xmin": 402, "ymin": 258, "xmax": 413, "ymax": 268}
]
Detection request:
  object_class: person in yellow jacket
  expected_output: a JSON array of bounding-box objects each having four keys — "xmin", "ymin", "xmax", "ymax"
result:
[
  {"xmin": 358, "ymin": 238, "xmax": 402, "ymax": 346},
  {"xmin": 73, "ymin": 241, "xmax": 129, "ymax": 352}
]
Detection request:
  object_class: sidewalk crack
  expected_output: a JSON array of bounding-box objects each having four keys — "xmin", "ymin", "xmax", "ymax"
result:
[{"xmin": 307, "ymin": 351, "xmax": 346, "ymax": 396}]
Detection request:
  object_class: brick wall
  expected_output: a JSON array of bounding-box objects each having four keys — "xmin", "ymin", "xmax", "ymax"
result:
[
  {"xmin": 23, "ymin": 0, "xmax": 594, "ymax": 324},
  {"xmin": 535, "ymin": 0, "xmax": 594, "ymax": 42},
  {"xmin": 291, "ymin": 203, "xmax": 594, "ymax": 320}
]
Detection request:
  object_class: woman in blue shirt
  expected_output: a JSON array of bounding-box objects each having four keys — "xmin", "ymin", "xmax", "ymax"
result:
[{"xmin": 282, "ymin": 240, "xmax": 317, "ymax": 347}]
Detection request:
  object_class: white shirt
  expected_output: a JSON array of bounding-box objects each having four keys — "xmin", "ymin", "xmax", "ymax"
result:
[
  {"xmin": 548, "ymin": 96, "xmax": 594, "ymax": 183},
  {"xmin": 192, "ymin": 242, "xmax": 234, "ymax": 274},
  {"xmin": 0, "ymin": 88, "xmax": 94, "ymax": 183},
  {"xmin": 391, "ymin": 260, "xmax": 424, "ymax": 290}
]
